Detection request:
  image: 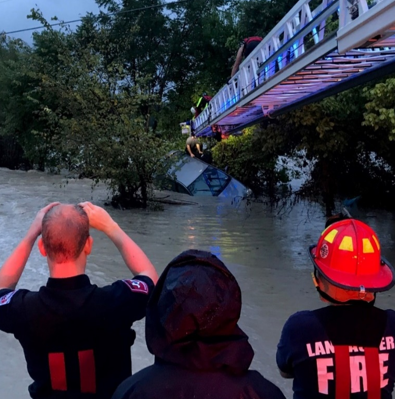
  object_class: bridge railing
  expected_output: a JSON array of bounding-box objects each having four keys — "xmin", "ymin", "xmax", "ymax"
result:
[
  {"xmin": 338, "ymin": 0, "xmax": 391, "ymax": 29},
  {"xmin": 193, "ymin": 0, "xmax": 386, "ymax": 134},
  {"xmin": 337, "ymin": 0, "xmax": 395, "ymax": 53}
]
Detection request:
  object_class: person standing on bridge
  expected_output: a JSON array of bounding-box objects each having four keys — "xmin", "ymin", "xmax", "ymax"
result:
[
  {"xmin": 276, "ymin": 217, "xmax": 395, "ymax": 398},
  {"xmin": 231, "ymin": 36, "xmax": 262, "ymax": 77},
  {"xmin": 0, "ymin": 202, "xmax": 158, "ymax": 399}
]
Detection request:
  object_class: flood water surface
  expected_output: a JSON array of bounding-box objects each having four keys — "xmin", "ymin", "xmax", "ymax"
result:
[{"xmin": 0, "ymin": 168, "xmax": 394, "ymax": 398}]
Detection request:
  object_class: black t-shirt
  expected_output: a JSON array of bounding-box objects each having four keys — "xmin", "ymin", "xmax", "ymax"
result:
[
  {"xmin": 0, "ymin": 274, "xmax": 154, "ymax": 399},
  {"xmin": 277, "ymin": 306, "xmax": 395, "ymax": 399}
]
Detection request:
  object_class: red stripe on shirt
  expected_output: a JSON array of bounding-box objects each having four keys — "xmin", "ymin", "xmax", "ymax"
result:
[
  {"xmin": 78, "ymin": 350, "xmax": 96, "ymax": 393},
  {"xmin": 48, "ymin": 352, "xmax": 67, "ymax": 391},
  {"xmin": 365, "ymin": 347, "xmax": 381, "ymax": 399},
  {"xmin": 334, "ymin": 345, "xmax": 351, "ymax": 399}
]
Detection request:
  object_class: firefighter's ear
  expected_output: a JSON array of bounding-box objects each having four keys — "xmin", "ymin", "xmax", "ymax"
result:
[
  {"xmin": 38, "ymin": 238, "xmax": 47, "ymax": 257},
  {"xmin": 84, "ymin": 236, "xmax": 93, "ymax": 256}
]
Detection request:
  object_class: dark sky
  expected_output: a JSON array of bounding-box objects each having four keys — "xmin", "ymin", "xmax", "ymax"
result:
[{"xmin": 1, "ymin": 0, "xmax": 100, "ymax": 44}]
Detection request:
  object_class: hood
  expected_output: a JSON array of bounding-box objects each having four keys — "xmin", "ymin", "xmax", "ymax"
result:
[{"xmin": 145, "ymin": 250, "xmax": 254, "ymax": 375}]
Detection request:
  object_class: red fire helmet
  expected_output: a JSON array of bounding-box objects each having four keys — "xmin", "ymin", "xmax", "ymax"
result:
[{"xmin": 309, "ymin": 219, "xmax": 395, "ymax": 292}]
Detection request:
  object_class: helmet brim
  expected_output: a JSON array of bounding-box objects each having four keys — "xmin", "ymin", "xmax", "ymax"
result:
[{"xmin": 309, "ymin": 245, "xmax": 395, "ymax": 292}]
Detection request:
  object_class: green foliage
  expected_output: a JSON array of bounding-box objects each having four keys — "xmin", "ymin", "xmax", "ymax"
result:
[
  {"xmin": 230, "ymin": 0, "xmax": 299, "ymax": 42},
  {"xmin": 2, "ymin": 0, "xmax": 395, "ymax": 213},
  {"xmin": 89, "ymin": 0, "xmax": 236, "ymax": 138},
  {"xmin": 0, "ymin": 36, "xmax": 49, "ymax": 169},
  {"xmin": 3, "ymin": 9, "xmax": 173, "ymax": 207},
  {"xmin": 212, "ymin": 126, "xmax": 290, "ymax": 195},
  {"xmin": 363, "ymin": 78, "xmax": 395, "ymax": 140},
  {"xmin": 279, "ymin": 87, "xmax": 395, "ymax": 212},
  {"xmin": 212, "ymin": 81, "xmax": 395, "ymax": 213}
]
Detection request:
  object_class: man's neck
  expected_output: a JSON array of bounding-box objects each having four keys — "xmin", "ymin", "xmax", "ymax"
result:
[{"xmin": 49, "ymin": 262, "xmax": 86, "ymax": 279}]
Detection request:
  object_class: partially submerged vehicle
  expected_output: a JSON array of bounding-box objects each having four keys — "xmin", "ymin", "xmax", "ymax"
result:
[{"xmin": 163, "ymin": 151, "xmax": 251, "ymax": 199}]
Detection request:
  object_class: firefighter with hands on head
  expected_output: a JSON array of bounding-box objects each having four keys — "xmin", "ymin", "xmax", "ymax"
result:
[
  {"xmin": 112, "ymin": 249, "xmax": 286, "ymax": 399},
  {"xmin": 277, "ymin": 216, "xmax": 395, "ymax": 399},
  {"xmin": 0, "ymin": 202, "xmax": 158, "ymax": 399}
]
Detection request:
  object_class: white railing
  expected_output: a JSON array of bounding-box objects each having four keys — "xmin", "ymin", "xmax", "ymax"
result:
[
  {"xmin": 337, "ymin": 0, "xmax": 395, "ymax": 53},
  {"xmin": 193, "ymin": 0, "xmax": 389, "ymax": 134}
]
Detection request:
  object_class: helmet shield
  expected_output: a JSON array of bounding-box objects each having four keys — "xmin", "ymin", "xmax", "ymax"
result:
[{"xmin": 309, "ymin": 219, "xmax": 395, "ymax": 292}]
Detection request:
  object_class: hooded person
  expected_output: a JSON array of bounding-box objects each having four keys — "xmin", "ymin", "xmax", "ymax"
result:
[
  {"xmin": 276, "ymin": 218, "xmax": 395, "ymax": 399},
  {"xmin": 112, "ymin": 249, "xmax": 286, "ymax": 399}
]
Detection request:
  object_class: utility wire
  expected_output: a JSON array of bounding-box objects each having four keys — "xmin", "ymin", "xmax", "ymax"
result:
[{"xmin": 3, "ymin": 0, "xmax": 191, "ymax": 35}]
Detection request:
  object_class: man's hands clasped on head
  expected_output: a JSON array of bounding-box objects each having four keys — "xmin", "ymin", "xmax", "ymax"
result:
[
  {"xmin": 0, "ymin": 199, "xmax": 158, "ymax": 398},
  {"xmin": 0, "ymin": 202, "xmax": 60, "ymax": 290},
  {"xmin": 28, "ymin": 202, "xmax": 60, "ymax": 240},
  {"xmin": 79, "ymin": 201, "xmax": 158, "ymax": 283},
  {"xmin": 79, "ymin": 201, "xmax": 119, "ymax": 235}
]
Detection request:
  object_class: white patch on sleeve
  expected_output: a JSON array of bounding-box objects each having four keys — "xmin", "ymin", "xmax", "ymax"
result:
[
  {"xmin": 122, "ymin": 279, "xmax": 149, "ymax": 294},
  {"xmin": 0, "ymin": 291, "xmax": 17, "ymax": 306}
]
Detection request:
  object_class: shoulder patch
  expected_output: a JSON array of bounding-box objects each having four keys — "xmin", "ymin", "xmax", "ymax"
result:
[
  {"xmin": 122, "ymin": 279, "xmax": 149, "ymax": 294},
  {"xmin": 0, "ymin": 291, "xmax": 17, "ymax": 306}
]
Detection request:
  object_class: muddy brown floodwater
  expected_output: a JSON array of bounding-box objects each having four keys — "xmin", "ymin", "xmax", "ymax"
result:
[{"xmin": 0, "ymin": 168, "xmax": 394, "ymax": 398}]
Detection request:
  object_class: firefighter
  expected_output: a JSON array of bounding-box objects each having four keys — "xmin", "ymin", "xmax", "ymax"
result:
[
  {"xmin": 0, "ymin": 203, "xmax": 158, "ymax": 399},
  {"xmin": 231, "ymin": 36, "xmax": 263, "ymax": 77},
  {"xmin": 191, "ymin": 94, "xmax": 212, "ymax": 119},
  {"xmin": 277, "ymin": 218, "xmax": 395, "ymax": 399}
]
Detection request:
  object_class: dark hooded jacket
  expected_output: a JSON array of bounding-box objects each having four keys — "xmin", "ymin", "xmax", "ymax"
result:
[{"xmin": 112, "ymin": 250, "xmax": 285, "ymax": 399}]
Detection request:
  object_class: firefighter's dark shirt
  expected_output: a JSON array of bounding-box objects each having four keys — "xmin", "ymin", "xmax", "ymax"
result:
[
  {"xmin": 0, "ymin": 274, "xmax": 154, "ymax": 399},
  {"xmin": 277, "ymin": 306, "xmax": 395, "ymax": 399}
]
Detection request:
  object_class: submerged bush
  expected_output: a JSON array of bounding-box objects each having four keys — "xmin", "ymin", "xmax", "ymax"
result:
[{"xmin": 212, "ymin": 126, "xmax": 291, "ymax": 196}]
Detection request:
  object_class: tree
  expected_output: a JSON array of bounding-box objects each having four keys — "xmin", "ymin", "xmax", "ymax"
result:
[
  {"xmin": 278, "ymin": 87, "xmax": 395, "ymax": 213},
  {"xmin": 363, "ymin": 77, "xmax": 395, "ymax": 140},
  {"xmin": 24, "ymin": 9, "xmax": 173, "ymax": 207},
  {"xmin": 87, "ymin": 0, "xmax": 236, "ymax": 137},
  {"xmin": 0, "ymin": 35, "xmax": 54, "ymax": 169}
]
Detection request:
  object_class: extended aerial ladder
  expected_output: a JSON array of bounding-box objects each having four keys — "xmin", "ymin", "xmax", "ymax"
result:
[{"xmin": 190, "ymin": 0, "xmax": 395, "ymax": 137}]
